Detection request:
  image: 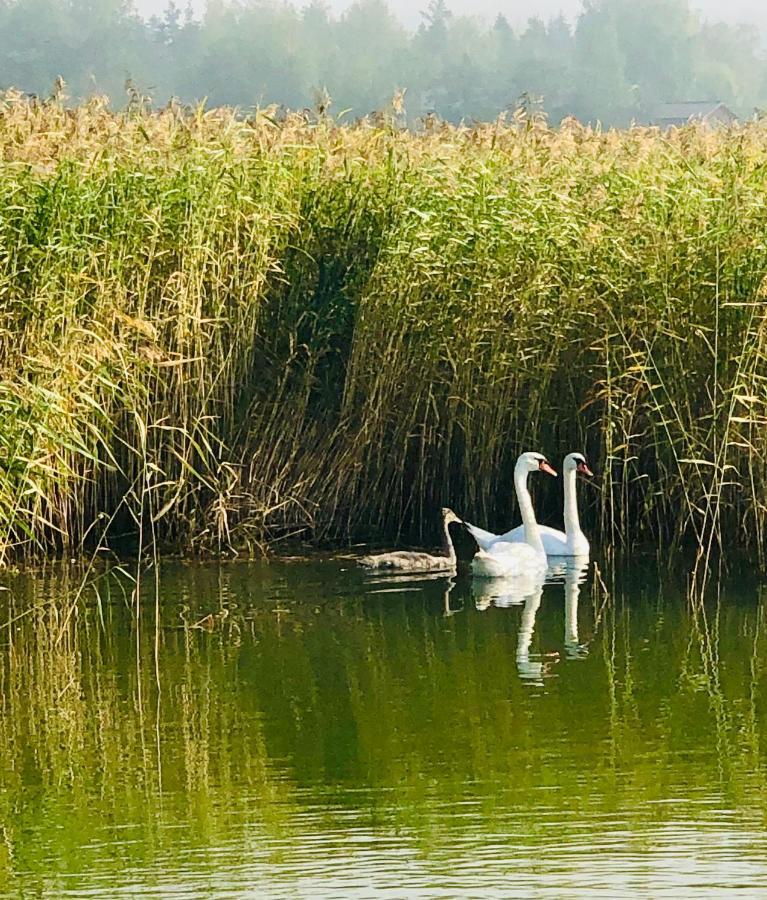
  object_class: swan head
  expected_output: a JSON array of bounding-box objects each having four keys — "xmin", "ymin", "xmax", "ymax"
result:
[
  {"xmin": 564, "ymin": 452, "xmax": 593, "ymax": 477},
  {"xmin": 516, "ymin": 452, "xmax": 557, "ymax": 477},
  {"xmin": 441, "ymin": 507, "xmax": 462, "ymax": 525}
]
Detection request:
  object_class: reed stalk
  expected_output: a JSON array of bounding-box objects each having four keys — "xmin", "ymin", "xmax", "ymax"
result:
[{"xmin": 1, "ymin": 92, "xmax": 767, "ymax": 559}]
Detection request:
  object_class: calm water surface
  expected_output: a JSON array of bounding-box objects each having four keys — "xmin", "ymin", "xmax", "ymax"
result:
[{"xmin": 1, "ymin": 557, "xmax": 766, "ymax": 897}]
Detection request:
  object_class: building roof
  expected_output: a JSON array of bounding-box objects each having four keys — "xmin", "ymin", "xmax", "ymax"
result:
[{"xmin": 651, "ymin": 101, "xmax": 737, "ymax": 126}]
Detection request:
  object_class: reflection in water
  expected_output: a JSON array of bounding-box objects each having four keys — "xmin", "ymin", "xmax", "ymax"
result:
[
  {"xmin": 450, "ymin": 557, "xmax": 591, "ymax": 683},
  {"xmin": 469, "ymin": 568, "xmax": 546, "ymax": 610},
  {"xmin": 545, "ymin": 555, "xmax": 592, "ymax": 659},
  {"xmin": 563, "ymin": 556, "xmax": 590, "ymax": 659},
  {"xmin": 465, "ymin": 573, "xmax": 547, "ymax": 683},
  {"xmin": 515, "ymin": 588, "xmax": 544, "ymax": 683},
  {"xmin": 1, "ymin": 560, "xmax": 767, "ymax": 896}
]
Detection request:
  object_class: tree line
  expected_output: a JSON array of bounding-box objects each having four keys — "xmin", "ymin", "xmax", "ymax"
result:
[{"xmin": 1, "ymin": 0, "xmax": 765, "ymax": 125}]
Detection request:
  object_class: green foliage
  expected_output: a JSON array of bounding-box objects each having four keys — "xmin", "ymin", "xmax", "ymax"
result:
[{"xmin": 0, "ymin": 0, "xmax": 766, "ymax": 125}]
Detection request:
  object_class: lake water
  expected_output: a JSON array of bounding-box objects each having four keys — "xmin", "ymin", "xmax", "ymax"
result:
[{"xmin": 1, "ymin": 557, "xmax": 766, "ymax": 897}]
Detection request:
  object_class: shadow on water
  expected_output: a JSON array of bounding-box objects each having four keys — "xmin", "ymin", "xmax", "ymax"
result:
[{"xmin": 0, "ymin": 557, "xmax": 766, "ymax": 895}]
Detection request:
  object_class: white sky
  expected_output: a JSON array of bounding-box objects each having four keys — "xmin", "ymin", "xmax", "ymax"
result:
[{"xmin": 131, "ymin": 0, "xmax": 767, "ymax": 32}]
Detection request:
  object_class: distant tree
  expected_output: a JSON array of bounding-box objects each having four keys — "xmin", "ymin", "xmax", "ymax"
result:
[
  {"xmin": 511, "ymin": 16, "xmax": 573, "ymax": 121},
  {"xmin": 696, "ymin": 21, "xmax": 762, "ymax": 109},
  {"xmin": 0, "ymin": 0, "xmax": 763, "ymax": 126},
  {"xmin": 189, "ymin": 1, "xmax": 306, "ymax": 109},
  {"xmin": 331, "ymin": 0, "xmax": 408, "ymax": 114},
  {"xmin": 488, "ymin": 14, "xmax": 518, "ymax": 112},
  {"xmin": 419, "ymin": 0, "xmax": 451, "ymax": 51},
  {"xmin": 494, "ymin": 13, "xmax": 513, "ymax": 41},
  {"xmin": 610, "ymin": 0, "xmax": 695, "ymax": 115},
  {"xmin": 151, "ymin": 1, "xmax": 182, "ymax": 44},
  {"xmin": 572, "ymin": 2, "xmax": 635, "ymax": 125}
]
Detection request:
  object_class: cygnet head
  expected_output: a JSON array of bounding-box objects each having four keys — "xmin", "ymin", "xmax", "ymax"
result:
[
  {"xmin": 564, "ymin": 452, "xmax": 593, "ymax": 477},
  {"xmin": 441, "ymin": 507, "xmax": 462, "ymax": 525},
  {"xmin": 517, "ymin": 452, "xmax": 557, "ymax": 477}
]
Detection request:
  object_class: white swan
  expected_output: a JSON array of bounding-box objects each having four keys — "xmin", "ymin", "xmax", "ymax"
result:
[
  {"xmin": 358, "ymin": 508, "xmax": 461, "ymax": 572},
  {"xmin": 467, "ymin": 452, "xmax": 593, "ymax": 557},
  {"xmin": 469, "ymin": 452, "xmax": 557, "ymax": 578}
]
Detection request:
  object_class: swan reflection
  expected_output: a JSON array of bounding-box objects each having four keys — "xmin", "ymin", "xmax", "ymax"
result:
[
  {"xmin": 515, "ymin": 587, "xmax": 545, "ymax": 683},
  {"xmin": 470, "ymin": 570, "xmax": 546, "ymax": 610},
  {"xmin": 549, "ymin": 556, "xmax": 590, "ymax": 659},
  {"xmin": 470, "ymin": 572, "xmax": 548, "ymax": 684},
  {"xmin": 564, "ymin": 557, "xmax": 590, "ymax": 658},
  {"xmin": 444, "ymin": 555, "xmax": 591, "ymax": 684}
]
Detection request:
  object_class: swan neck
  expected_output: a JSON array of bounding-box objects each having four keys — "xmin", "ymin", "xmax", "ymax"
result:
[
  {"xmin": 563, "ymin": 467, "xmax": 582, "ymax": 538},
  {"xmin": 442, "ymin": 518, "xmax": 456, "ymax": 563},
  {"xmin": 515, "ymin": 465, "xmax": 544, "ymax": 554}
]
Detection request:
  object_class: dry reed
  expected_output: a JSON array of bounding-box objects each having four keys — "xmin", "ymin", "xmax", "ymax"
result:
[{"xmin": 0, "ymin": 92, "xmax": 766, "ymax": 560}]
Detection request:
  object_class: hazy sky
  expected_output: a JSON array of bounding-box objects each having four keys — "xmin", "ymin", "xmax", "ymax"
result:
[{"xmin": 133, "ymin": 0, "xmax": 767, "ymax": 32}]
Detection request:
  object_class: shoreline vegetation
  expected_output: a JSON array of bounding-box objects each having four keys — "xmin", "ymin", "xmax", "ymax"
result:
[{"xmin": 2, "ymin": 93, "xmax": 767, "ymax": 564}]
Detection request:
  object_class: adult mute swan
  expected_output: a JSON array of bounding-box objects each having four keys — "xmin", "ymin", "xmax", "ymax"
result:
[
  {"xmin": 468, "ymin": 452, "xmax": 593, "ymax": 557},
  {"xmin": 469, "ymin": 452, "xmax": 557, "ymax": 577},
  {"xmin": 358, "ymin": 508, "xmax": 461, "ymax": 572}
]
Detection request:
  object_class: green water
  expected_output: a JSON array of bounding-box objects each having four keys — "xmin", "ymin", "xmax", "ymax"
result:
[{"xmin": 1, "ymin": 558, "xmax": 766, "ymax": 897}]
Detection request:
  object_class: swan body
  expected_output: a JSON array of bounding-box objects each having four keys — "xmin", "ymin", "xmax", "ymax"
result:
[
  {"xmin": 513, "ymin": 522, "xmax": 589, "ymax": 556},
  {"xmin": 471, "ymin": 541, "xmax": 547, "ymax": 578},
  {"xmin": 358, "ymin": 508, "xmax": 460, "ymax": 572},
  {"xmin": 468, "ymin": 452, "xmax": 593, "ymax": 557},
  {"xmin": 470, "ymin": 452, "xmax": 556, "ymax": 578}
]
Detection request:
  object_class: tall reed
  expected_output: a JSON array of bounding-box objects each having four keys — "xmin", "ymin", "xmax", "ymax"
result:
[{"xmin": 1, "ymin": 92, "xmax": 767, "ymax": 559}]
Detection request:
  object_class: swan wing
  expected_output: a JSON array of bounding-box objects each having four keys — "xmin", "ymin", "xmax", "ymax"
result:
[
  {"xmin": 359, "ymin": 551, "xmax": 450, "ymax": 571},
  {"xmin": 495, "ymin": 523, "xmax": 569, "ymax": 554},
  {"xmin": 464, "ymin": 521, "xmax": 501, "ymax": 551},
  {"xmin": 471, "ymin": 542, "xmax": 546, "ymax": 578}
]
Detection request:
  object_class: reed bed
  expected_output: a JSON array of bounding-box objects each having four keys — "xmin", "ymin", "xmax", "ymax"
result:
[{"xmin": 1, "ymin": 91, "xmax": 767, "ymax": 560}]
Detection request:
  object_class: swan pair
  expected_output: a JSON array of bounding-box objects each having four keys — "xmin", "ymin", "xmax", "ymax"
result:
[{"xmin": 466, "ymin": 451, "xmax": 593, "ymax": 577}]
